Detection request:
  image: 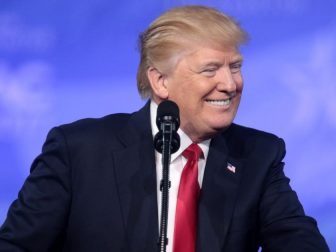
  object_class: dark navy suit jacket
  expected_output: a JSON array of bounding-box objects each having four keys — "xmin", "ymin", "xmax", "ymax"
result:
[{"xmin": 0, "ymin": 102, "xmax": 329, "ymax": 251}]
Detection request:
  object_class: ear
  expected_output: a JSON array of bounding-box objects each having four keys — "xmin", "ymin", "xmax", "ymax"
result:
[{"xmin": 147, "ymin": 67, "xmax": 169, "ymax": 100}]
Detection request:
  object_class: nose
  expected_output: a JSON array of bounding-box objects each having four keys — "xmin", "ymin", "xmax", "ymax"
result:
[{"xmin": 215, "ymin": 67, "xmax": 238, "ymax": 94}]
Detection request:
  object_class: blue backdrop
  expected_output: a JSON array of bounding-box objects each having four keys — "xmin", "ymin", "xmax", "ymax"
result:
[{"xmin": 0, "ymin": 0, "xmax": 335, "ymax": 249}]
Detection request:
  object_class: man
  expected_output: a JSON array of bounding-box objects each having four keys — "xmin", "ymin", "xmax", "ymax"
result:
[{"xmin": 0, "ymin": 5, "xmax": 329, "ymax": 252}]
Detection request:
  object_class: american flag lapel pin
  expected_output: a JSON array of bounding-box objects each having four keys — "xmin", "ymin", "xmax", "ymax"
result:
[{"xmin": 227, "ymin": 162, "xmax": 236, "ymax": 173}]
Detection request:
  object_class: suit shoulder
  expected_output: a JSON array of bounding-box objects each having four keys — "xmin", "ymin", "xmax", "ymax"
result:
[
  {"xmin": 227, "ymin": 123, "xmax": 282, "ymax": 143},
  {"xmin": 60, "ymin": 113, "xmax": 131, "ymax": 132},
  {"xmin": 49, "ymin": 113, "xmax": 133, "ymax": 146},
  {"xmin": 225, "ymin": 123, "xmax": 285, "ymax": 159}
]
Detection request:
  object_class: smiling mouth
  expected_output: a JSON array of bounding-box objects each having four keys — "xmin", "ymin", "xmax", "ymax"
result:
[{"xmin": 205, "ymin": 98, "xmax": 232, "ymax": 106}]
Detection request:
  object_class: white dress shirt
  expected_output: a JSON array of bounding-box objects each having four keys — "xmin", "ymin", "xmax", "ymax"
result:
[{"xmin": 150, "ymin": 100, "xmax": 211, "ymax": 252}]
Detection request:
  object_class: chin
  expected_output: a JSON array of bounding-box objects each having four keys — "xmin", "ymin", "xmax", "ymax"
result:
[{"xmin": 212, "ymin": 118, "xmax": 234, "ymax": 130}]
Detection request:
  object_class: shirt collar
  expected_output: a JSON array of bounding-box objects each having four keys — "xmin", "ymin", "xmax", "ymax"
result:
[{"xmin": 150, "ymin": 100, "xmax": 210, "ymax": 162}]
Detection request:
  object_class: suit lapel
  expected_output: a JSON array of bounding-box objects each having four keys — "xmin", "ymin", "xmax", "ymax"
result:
[
  {"xmin": 197, "ymin": 132, "xmax": 244, "ymax": 252},
  {"xmin": 112, "ymin": 102, "xmax": 159, "ymax": 252}
]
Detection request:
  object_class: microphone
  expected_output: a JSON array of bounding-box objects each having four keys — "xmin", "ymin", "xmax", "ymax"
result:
[
  {"xmin": 154, "ymin": 100, "xmax": 180, "ymax": 153},
  {"xmin": 154, "ymin": 100, "xmax": 180, "ymax": 252}
]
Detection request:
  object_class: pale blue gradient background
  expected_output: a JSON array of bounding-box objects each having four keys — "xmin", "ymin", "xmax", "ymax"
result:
[{"xmin": 0, "ymin": 0, "xmax": 335, "ymax": 249}]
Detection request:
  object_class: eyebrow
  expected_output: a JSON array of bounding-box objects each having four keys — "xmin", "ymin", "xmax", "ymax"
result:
[
  {"xmin": 230, "ymin": 55, "xmax": 244, "ymax": 63},
  {"xmin": 201, "ymin": 56, "xmax": 243, "ymax": 68}
]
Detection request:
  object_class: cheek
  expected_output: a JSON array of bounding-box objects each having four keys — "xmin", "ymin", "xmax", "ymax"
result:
[
  {"xmin": 234, "ymin": 74, "xmax": 244, "ymax": 91},
  {"xmin": 169, "ymin": 80, "xmax": 200, "ymax": 102}
]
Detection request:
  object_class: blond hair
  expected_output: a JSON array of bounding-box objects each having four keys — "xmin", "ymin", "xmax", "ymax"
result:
[{"xmin": 137, "ymin": 5, "xmax": 248, "ymax": 98}]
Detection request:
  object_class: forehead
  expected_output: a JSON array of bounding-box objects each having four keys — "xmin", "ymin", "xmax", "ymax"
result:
[
  {"xmin": 191, "ymin": 46, "xmax": 241, "ymax": 60},
  {"xmin": 176, "ymin": 45, "xmax": 243, "ymax": 67},
  {"xmin": 159, "ymin": 40, "xmax": 243, "ymax": 75}
]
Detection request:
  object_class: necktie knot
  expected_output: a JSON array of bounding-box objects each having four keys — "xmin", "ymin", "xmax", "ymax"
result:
[{"xmin": 183, "ymin": 143, "xmax": 203, "ymax": 161}]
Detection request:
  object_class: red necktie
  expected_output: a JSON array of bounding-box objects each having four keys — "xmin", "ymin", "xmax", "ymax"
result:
[{"xmin": 173, "ymin": 143, "xmax": 202, "ymax": 252}]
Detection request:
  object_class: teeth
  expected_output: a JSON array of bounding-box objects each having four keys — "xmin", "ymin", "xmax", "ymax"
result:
[{"xmin": 206, "ymin": 99, "xmax": 231, "ymax": 106}]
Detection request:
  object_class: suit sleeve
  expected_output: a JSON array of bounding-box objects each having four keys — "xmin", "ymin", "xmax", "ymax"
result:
[
  {"xmin": 259, "ymin": 138, "xmax": 330, "ymax": 252},
  {"xmin": 0, "ymin": 127, "xmax": 71, "ymax": 252}
]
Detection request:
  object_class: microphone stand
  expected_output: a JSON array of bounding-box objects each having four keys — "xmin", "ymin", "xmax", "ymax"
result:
[{"xmin": 158, "ymin": 121, "xmax": 174, "ymax": 252}]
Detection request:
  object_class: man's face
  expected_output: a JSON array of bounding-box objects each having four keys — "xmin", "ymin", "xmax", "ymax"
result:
[{"xmin": 164, "ymin": 46, "xmax": 243, "ymax": 142}]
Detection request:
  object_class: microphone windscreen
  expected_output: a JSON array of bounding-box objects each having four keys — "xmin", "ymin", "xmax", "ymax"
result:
[{"xmin": 156, "ymin": 100, "xmax": 180, "ymax": 129}]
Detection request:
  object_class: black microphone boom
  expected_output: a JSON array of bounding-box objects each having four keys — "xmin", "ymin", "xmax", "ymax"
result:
[{"xmin": 154, "ymin": 100, "xmax": 180, "ymax": 252}]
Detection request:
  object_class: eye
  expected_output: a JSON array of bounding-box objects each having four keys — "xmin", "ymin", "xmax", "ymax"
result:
[
  {"xmin": 201, "ymin": 66, "xmax": 218, "ymax": 76},
  {"xmin": 203, "ymin": 68, "xmax": 216, "ymax": 73},
  {"xmin": 230, "ymin": 62, "xmax": 242, "ymax": 73}
]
